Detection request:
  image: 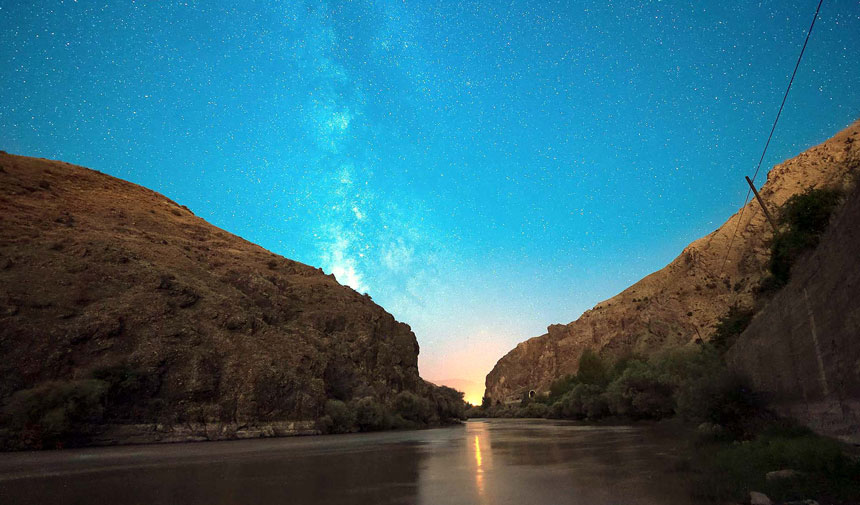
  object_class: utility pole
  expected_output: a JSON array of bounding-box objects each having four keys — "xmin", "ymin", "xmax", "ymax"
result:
[{"xmin": 745, "ymin": 176, "xmax": 778, "ymax": 233}]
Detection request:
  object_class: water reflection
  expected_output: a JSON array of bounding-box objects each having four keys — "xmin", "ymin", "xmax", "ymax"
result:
[
  {"xmin": 472, "ymin": 424, "xmax": 491, "ymax": 501},
  {"xmin": 0, "ymin": 420, "xmax": 696, "ymax": 505}
]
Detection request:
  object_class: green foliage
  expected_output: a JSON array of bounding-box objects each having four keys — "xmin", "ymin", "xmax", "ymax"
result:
[
  {"xmin": 351, "ymin": 397, "xmax": 386, "ymax": 431},
  {"xmin": 483, "ymin": 346, "xmax": 766, "ymax": 426},
  {"xmin": 394, "ymin": 391, "xmax": 432, "ymax": 423},
  {"xmin": 605, "ymin": 360, "xmax": 674, "ymax": 419},
  {"xmin": 480, "ymin": 396, "xmax": 491, "ymax": 409},
  {"xmin": 548, "ymin": 374, "xmax": 578, "ymax": 402},
  {"xmin": 755, "ymin": 275, "xmax": 784, "ymax": 297},
  {"xmin": 674, "ymin": 359, "xmax": 763, "ymax": 438},
  {"xmin": 563, "ymin": 384, "xmax": 608, "ymax": 419},
  {"xmin": 608, "ymin": 354, "xmax": 639, "ymax": 381},
  {"xmin": 711, "ymin": 306, "xmax": 755, "ymax": 352},
  {"xmin": 2, "ymin": 380, "xmax": 108, "ymax": 448},
  {"xmin": 465, "ymin": 404, "xmax": 486, "ymax": 418},
  {"xmin": 576, "ymin": 349, "xmax": 609, "ymax": 386},
  {"xmin": 318, "ymin": 385, "xmax": 467, "ymax": 433},
  {"xmin": 517, "ymin": 401, "xmax": 549, "ymax": 418},
  {"xmin": 427, "ymin": 386, "xmax": 467, "ymax": 421},
  {"xmin": 769, "ymin": 188, "xmax": 842, "ymax": 285},
  {"xmin": 780, "ymin": 188, "xmax": 842, "ymax": 237},
  {"xmin": 691, "ymin": 426, "xmax": 860, "ymax": 503},
  {"xmin": 546, "ymin": 349, "xmax": 617, "ymax": 404},
  {"xmin": 324, "ymin": 399, "xmax": 356, "ymax": 434}
]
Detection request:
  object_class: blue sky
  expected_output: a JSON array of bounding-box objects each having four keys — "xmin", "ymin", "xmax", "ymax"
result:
[{"xmin": 2, "ymin": 0, "xmax": 858, "ymax": 402}]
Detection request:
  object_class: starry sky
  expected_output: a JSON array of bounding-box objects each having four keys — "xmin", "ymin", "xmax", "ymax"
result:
[{"xmin": 2, "ymin": 0, "xmax": 859, "ymax": 404}]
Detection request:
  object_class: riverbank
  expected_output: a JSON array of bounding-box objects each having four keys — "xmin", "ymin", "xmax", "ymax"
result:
[{"xmin": 0, "ymin": 384, "xmax": 467, "ymax": 451}]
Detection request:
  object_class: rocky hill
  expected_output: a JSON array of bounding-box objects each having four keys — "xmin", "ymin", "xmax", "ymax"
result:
[
  {"xmin": 0, "ymin": 153, "xmax": 445, "ymax": 446},
  {"xmin": 485, "ymin": 121, "xmax": 860, "ymax": 404}
]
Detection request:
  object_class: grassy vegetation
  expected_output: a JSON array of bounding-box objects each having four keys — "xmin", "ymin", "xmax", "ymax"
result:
[{"xmin": 689, "ymin": 422, "xmax": 860, "ymax": 504}]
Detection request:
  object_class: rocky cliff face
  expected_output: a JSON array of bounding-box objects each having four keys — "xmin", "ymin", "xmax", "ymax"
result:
[
  {"xmin": 486, "ymin": 121, "xmax": 860, "ymax": 404},
  {"xmin": 0, "ymin": 153, "xmax": 423, "ymax": 441}
]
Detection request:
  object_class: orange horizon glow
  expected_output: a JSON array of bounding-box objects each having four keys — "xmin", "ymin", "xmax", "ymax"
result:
[{"xmin": 421, "ymin": 336, "xmax": 514, "ymax": 406}]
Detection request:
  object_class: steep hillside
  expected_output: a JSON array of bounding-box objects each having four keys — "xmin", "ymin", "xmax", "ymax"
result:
[
  {"xmin": 0, "ymin": 153, "xmax": 432, "ymax": 445},
  {"xmin": 486, "ymin": 121, "xmax": 860, "ymax": 404}
]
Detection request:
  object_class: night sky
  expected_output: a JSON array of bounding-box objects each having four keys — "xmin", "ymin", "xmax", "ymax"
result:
[{"xmin": 2, "ymin": 0, "xmax": 859, "ymax": 403}]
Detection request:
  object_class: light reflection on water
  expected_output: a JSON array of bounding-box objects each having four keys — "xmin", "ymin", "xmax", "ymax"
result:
[
  {"xmin": 0, "ymin": 419, "xmax": 695, "ymax": 505},
  {"xmin": 473, "ymin": 428, "xmax": 487, "ymax": 500}
]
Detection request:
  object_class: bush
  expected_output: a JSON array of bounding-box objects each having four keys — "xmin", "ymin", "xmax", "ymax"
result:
[
  {"xmin": 547, "ymin": 400, "xmax": 565, "ymax": 419},
  {"xmin": 558, "ymin": 384, "xmax": 606, "ymax": 419},
  {"xmin": 576, "ymin": 349, "xmax": 609, "ymax": 386},
  {"xmin": 770, "ymin": 188, "xmax": 842, "ymax": 285},
  {"xmin": 480, "ymin": 396, "xmax": 492, "ymax": 409},
  {"xmin": 517, "ymin": 402, "xmax": 549, "ymax": 418},
  {"xmin": 548, "ymin": 374, "xmax": 578, "ymax": 403},
  {"xmin": 465, "ymin": 405, "xmax": 485, "ymax": 418},
  {"xmin": 324, "ymin": 399, "xmax": 356, "ymax": 433},
  {"xmin": 676, "ymin": 368, "xmax": 763, "ymax": 439},
  {"xmin": 581, "ymin": 390, "xmax": 609, "ymax": 419},
  {"xmin": 394, "ymin": 391, "xmax": 432, "ymax": 423},
  {"xmin": 547, "ymin": 349, "xmax": 616, "ymax": 404},
  {"xmin": 711, "ymin": 306, "xmax": 755, "ymax": 352},
  {"xmin": 608, "ymin": 354, "xmax": 639, "ymax": 381},
  {"xmin": 2, "ymin": 380, "xmax": 108, "ymax": 448},
  {"xmin": 351, "ymin": 397, "xmax": 386, "ymax": 431},
  {"xmin": 427, "ymin": 386, "xmax": 466, "ymax": 421},
  {"xmin": 605, "ymin": 360, "xmax": 674, "ymax": 419}
]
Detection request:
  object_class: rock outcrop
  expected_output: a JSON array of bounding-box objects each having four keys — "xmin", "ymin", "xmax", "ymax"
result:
[
  {"xmin": 486, "ymin": 121, "xmax": 860, "ymax": 404},
  {"xmin": 0, "ymin": 153, "xmax": 425, "ymax": 444}
]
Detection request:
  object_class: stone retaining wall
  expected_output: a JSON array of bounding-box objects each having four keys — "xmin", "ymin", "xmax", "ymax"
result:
[{"xmin": 727, "ymin": 182, "xmax": 860, "ymax": 443}]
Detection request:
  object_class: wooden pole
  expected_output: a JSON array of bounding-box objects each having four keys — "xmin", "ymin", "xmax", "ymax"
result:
[{"xmin": 745, "ymin": 176, "xmax": 778, "ymax": 233}]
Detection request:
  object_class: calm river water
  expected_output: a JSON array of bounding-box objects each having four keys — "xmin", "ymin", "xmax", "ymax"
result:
[{"xmin": 0, "ymin": 419, "xmax": 696, "ymax": 505}]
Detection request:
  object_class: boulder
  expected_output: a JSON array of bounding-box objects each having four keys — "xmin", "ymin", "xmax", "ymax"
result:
[{"xmin": 749, "ymin": 491, "xmax": 772, "ymax": 505}]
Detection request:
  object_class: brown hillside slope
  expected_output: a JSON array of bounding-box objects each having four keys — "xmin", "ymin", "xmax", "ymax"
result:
[
  {"xmin": 486, "ymin": 121, "xmax": 860, "ymax": 404},
  {"xmin": 0, "ymin": 153, "xmax": 423, "ymax": 442}
]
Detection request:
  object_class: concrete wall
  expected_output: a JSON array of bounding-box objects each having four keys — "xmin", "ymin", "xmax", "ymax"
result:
[{"xmin": 727, "ymin": 183, "xmax": 860, "ymax": 443}]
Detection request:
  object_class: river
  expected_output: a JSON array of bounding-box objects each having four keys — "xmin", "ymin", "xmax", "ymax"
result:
[{"xmin": 0, "ymin": 419, "xmax": 696, "ymax": 504}]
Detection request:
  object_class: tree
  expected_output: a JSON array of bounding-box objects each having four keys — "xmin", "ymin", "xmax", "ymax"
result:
[{"xmin": 576, "ymin": 349, "xmax": 609, "ymax": 386}]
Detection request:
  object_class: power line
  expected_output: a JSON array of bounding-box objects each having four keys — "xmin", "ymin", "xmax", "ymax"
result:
[{"xmin": 717, "ymin": 0, "xmax": 825, "ymax": 279}]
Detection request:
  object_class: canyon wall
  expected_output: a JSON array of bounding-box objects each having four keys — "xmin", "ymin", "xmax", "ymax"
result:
[
  {"xmin": 0, "ymin": 153, "xmax": 426, "ymax": 444},
  {"xmin": 486, "ymin": 121, "xmax": 860, "ymax": 404}
]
